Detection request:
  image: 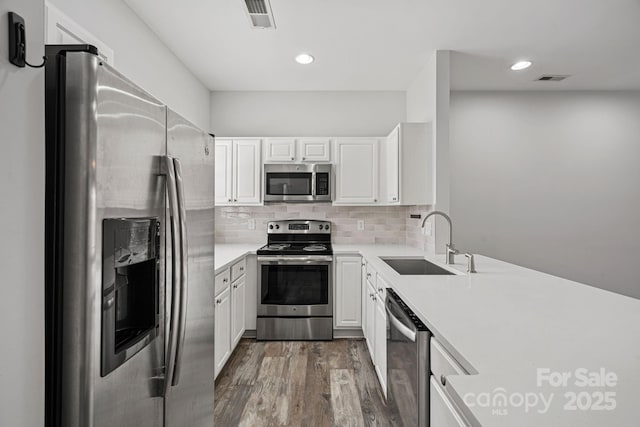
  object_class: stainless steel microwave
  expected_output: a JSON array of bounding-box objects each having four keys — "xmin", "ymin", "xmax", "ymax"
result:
[{"xmin": 264, "ymin": 164, "xmax": 332, "ymax": 202}]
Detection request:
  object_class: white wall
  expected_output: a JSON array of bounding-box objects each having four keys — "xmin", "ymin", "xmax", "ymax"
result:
[
  {"xmin": 209, "ymin": 91, "xmax": 406, "ymax": 137},
  {"xmin": 406, "ymin": 51, "xmax": 450, "ymax": 253},
  {"xmin": 450, "ymin": 91, "xmax": 640, "ymax": 299},
  {"xmin": 0, "ymin": 2, "xmax": 45, "ymax": 426},
  {"xmin": 49, "ymin": 0, "xmax": 211, "ymax": 130}
]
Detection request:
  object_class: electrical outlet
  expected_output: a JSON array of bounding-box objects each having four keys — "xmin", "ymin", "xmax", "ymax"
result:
[
  {"xmin": 422, "ymin": 221, "xmax": 432, "ymax": 236},
  {"xmin": 357, "ymin": 220, "xmax": 365, "ymax": 231},
  {"xmin": 248, "ymin": 219, "xmax": 256, "ymax": 230}
]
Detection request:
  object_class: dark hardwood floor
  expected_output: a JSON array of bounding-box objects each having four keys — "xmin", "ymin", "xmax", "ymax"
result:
[{"xmin": 214, "ymin": 339, "xmax": 404, "ymax": 427}]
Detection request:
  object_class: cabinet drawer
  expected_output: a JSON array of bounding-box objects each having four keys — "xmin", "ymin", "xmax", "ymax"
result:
[
  {"xmin": 431, "ymin": 338, "xmax": 466, "ymax": 385},
  {"xmin": 375, "ymin": 274, "xmax": 388, "ymax": 301},
  {"xmin": 215, "ymin": 269, "xmax": 231, "ymax": 296},
  {"xmin": 365, "ymin": 262, "xmax": 377, "ymax": 287},
  {"xmin": 231, "ymin": 258, "xmax": 246, "ymax": 282},
  {"xmin": 430, "ymin": 376, "xmax": 469, "ymax": 427}
]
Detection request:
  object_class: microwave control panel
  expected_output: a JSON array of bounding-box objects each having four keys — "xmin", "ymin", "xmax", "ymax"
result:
[{"xmin": 316, "ymin": 173, "xmax": 330, "ymax": 196}]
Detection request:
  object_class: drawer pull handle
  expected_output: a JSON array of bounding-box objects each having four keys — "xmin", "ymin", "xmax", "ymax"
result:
[
  {"xmin": 216, "ymin": 299, "xmax": 221, "ymax": 305},
  {"xmin": 441, "ymin": 375, "xmax": 446, "ymax": 386},
  {"xmin": 240, "ymin": 267, "xmax": 244, "ymax": 272},
  {"xmin": 223, "ymin": 278, "xmax": 228, "ymax": 283}
]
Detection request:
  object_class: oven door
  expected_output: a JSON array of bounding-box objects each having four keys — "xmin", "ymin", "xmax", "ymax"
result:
[{"xmin": 257, "ymin": 256, "xmax": 333, "ymax": 317}]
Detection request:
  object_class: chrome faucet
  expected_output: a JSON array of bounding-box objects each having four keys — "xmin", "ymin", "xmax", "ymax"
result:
[{"xmin": 421, "ymin": 211, "xmax": 459, "ymax": 264}]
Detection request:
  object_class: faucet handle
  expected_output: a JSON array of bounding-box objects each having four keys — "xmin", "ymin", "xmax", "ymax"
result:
[{"xmin": 464, "ymin": 253, "xmax": 477, "ymax": 273}]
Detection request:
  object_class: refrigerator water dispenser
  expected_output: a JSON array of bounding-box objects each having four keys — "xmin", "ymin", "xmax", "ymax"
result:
[{"xmin": 101, "ymin": 218, "xmax": 160, "ymax": 376}]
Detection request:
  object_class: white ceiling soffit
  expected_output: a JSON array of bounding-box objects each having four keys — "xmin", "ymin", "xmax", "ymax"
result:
[{"xmin": 125, "ymin": 0, "xmax": 640, "ymax": 91}]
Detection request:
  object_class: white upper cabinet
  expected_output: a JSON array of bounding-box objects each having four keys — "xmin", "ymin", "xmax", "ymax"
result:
[
  {"xmin": 264, "ymin": 138, "xmax": 331, "ymax": 163},
  {"xmin": 215, "ymin": 139, "xmax": 262, "ymax": 206},
  {"xmin": 298, "ymin": 138, "xmax": 331, "ymax": 162},
  {"xmin": 215, "ymin": 140, "xmax": 233, "ymax": 205},
  {"xmin": 264, "ymin": 138, "xmax": 296, "ymax": 162},
  {"xmin": 234, "ymin": 140, "xmax": 262, "ymax": 204},
  {"xmin": 382, "ymin": 123, "xmax": 434, "ymax": 205},
  {"xmin": 334, "ymin": 138, "xmax": 379, "ymax": 204},
  {"xmin": 385, "ymin": 127, "xmax": 400, "ymax": 204}
]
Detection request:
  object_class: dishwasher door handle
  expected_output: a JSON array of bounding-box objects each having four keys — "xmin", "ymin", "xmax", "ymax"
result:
[{"xmin": 386, "ymin": 306, "xmax": 417, "ymax": 342}]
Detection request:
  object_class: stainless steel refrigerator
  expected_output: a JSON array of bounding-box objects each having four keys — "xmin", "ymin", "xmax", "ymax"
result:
[{"xmin": 44, "ymin": 45, "xmax": 215, "ymax": 427}]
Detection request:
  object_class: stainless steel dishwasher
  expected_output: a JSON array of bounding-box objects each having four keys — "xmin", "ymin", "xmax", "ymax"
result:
[{"xmin": 386, "ymin": 288, "xmax": 431, "ymax": 426}]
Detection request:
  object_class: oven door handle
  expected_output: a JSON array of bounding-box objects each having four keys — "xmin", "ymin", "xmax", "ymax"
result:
[
  {"xmin": 386, "ymin": 305, "xmax": 417, "ymax": 342},
  {"xmin": 257, "ymin": 256, "xmax": 333, "ymax": 263}
]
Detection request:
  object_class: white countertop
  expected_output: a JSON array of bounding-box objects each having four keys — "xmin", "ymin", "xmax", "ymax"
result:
[
  {"xmin": 215, "ymin": 243, "xmax": 640, "ymax": 426},
  {"xmin": 214, "ymin": 244, "xmax": 260, "ymax": 272}
]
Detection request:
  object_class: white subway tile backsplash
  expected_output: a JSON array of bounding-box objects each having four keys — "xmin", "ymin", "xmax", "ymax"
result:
[{"xmin": 215, "ymin": 203, "xmax": 435, "ymax": 249}]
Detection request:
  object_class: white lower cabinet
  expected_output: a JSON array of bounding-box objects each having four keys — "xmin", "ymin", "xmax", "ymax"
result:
[
  {"xmin": 214, "ymin": 257, "xmax": 249, "ymax": 379},
  {"xmin": 430, "ymin": 376, "xmax": 469, "ymax": 427},
  {"xmin": 231, "ymin": 274, "xmax": 246, "ymax": 349},
  {"xmin": 334, "ymin": 256, "xmax": 362, "ymax": 328},
  {"xmin": 361, "ymin": 259, "xmax": 388, "ymax": 397},
  {"xmin": 364, "ymin": 279, "xmax": 376, "ymax": 358},
  {"xmin": 214, "ymin": 285, "xmax": 231, "ymax": 378},
  {"xmin": 374, "ymin": 294, "xmax": 387, "ymax": 397},
  {"xmin": 430, "ymin": 337, "xmax": 470, "ymax": 426}
]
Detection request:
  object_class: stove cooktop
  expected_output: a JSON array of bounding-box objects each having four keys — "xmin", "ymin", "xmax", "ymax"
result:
[
  {"xmin": 256, "ymin": 242, "xmax": 333, "ymax": 256},
  {"xmin": 257, "ymin": 220, "xmax": 333, "ymax": 256}
]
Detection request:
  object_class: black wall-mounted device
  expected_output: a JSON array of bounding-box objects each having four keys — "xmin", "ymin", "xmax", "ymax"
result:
[
  {"xmin": 8, "ymin": 11, "xmax": 46, "ymax": 68},
  {"xmin": 8, "ymin": 12, "xmax": 26, "ymax": 67}
]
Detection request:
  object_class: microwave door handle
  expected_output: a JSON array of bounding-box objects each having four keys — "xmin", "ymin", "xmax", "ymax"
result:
[
  {"xmin": 311, "ymin": 172, "xmax": 317, "ymax": 197},
  {"xmin": 386, "ymin": 305, "xmax": 417, "ymax": 342},
  {"xmin": 162, "ymin": 156, "xmax": 181, "ymax": 395},
  {"xmin": 171, "ymin": 158, "xmax": 189, "ymax": 386}
]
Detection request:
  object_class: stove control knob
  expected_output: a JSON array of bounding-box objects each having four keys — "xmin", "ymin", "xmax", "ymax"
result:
[
  {"xmin": 269, "ymin": 225, "xmax": 274, "ymax": 230},
  {"xmin": 319, "ymin": 224, "xmax": 323, "ymax": 230},
  {"xmin": 325, "ymin": 224, "xmax": 330, "ymax": 230},
  {"xmin": 275, "ymin": 224, "xmax": 280, "ymax": 229}
]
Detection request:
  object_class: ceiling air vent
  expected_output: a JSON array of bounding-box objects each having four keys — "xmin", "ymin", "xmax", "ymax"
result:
[
  {"xmin": 536, "ymin": 75, "xmax": 570, "ymax": 82},
  {"xmin": 243, "ymin": 0, "xmax": 276, "ymax": 29}
]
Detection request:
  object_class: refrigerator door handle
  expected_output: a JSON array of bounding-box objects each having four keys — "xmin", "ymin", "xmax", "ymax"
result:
[
  {"xmin": 172, "ymin": 157, "xmax": 189, "ymax": 386},
  {"xmin": 162, "ymin": 156, "xmax": 181, "ymax": 395}
]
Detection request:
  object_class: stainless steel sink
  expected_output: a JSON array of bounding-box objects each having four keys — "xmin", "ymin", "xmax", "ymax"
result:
[{"xmin": 380, "ymin": 257, "xmax": 455, "ymax": 275}]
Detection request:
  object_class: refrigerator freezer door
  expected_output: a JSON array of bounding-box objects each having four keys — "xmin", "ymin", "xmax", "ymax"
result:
[
  {"xmin": 53, "ymin": 50, "xmax": 167, "ymax": 427},
  {"xmin": 165, "ymin": 110, "xmax": 216, "ymax": 426}
]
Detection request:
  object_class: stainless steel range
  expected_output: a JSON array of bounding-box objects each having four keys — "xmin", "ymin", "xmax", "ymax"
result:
[{"xmin": 256, "ymin": 220, "xmax": 333, "ymax": 340}]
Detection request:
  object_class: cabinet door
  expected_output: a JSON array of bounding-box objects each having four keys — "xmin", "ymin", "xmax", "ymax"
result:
[
  {"xmin": 214, "ymin": 286, "xmax": 231, "ymax": 378},
  {"xmin": 264, "ymin": 138, "xmax": 296, "ymax": 162},
  {"xmin": 335, "ymin": 256, "xmax": 362, "ymax": 328},
  {"xmin": 374, "ymin": 295, "xmax": 387, "ymax": 397},
  {"xmin": 215, "ymin": 140, "xmax": 233, "ymax": 205},
  {"xmin": 334, "ymin": 139, "xmax": 379, "ymax": 204},
  {"xmin": 233, "ymin": 140, "xmax": 261, "ymax": 204},
  {"xmin": 298, "ymin": 138, "xmax": 331, "ymax": 162},
  {"xmin": 385, "ymin": 127, "xmax": 400, "ymax": 204},
  {"xmin": 231, "ymin": 275, "xmax": 246, "ymax": 349},
  {"xmin": 430, "ymin": 376, "xmax": 469, "ymax": 427},
  {"xmin": 365, "ymin": 280, "xmax": 376, "ymax": 360},
  {"xmin": 361, "ymin": 260, "xmax": 368, "ymax": 332}
]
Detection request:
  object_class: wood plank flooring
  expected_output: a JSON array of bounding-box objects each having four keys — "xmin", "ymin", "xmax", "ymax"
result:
[{"xmin": 214, "ymin": 339, "xmax": 404, "ymax": 427}]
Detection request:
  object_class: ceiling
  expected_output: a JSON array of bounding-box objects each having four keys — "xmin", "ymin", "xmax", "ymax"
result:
[{"xmin": 125, "ymin": 0, "xmax": 640, "ymax": 91}]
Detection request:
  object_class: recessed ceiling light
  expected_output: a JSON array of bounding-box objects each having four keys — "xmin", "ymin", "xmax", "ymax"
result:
[
  {"xmin": 295, "ymin": 53, "xmax": 314, "ymax": 65},
  {"xmin": 511, "ymin": 60, "xmax": 533, "ymax": 71}
]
